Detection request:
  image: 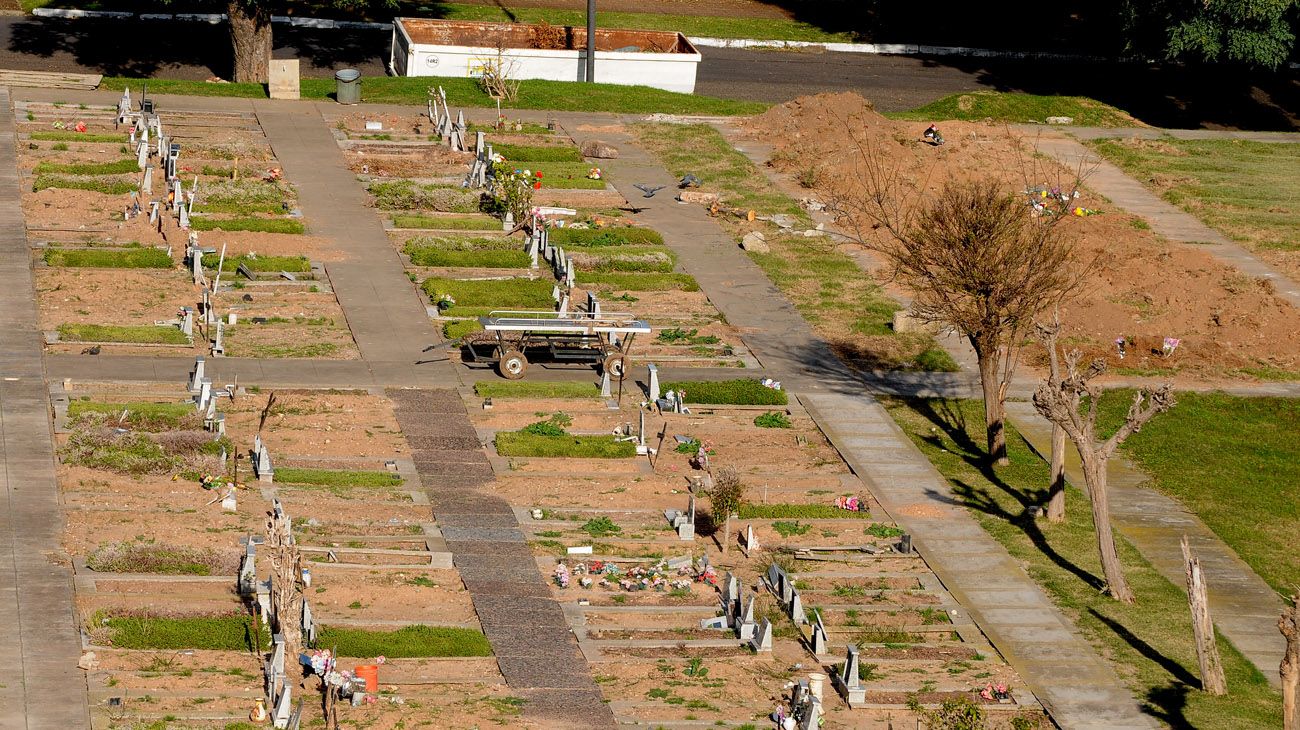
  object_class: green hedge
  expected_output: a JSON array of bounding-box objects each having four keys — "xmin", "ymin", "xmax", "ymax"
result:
[
  {"xmin": 492, "ymin": 142, "xmax": 583, "ymax": 162},
  {"xmin": 273, "ymin": 468, "xmax": 403, "ymax": 488},
  {"xmin": 200, "ymin": 253, "xmax": 311, "ymax": 272},
  {"xmin": 576, "ymin": 271, "xmax": 700, "ymax": 292},
  {"xmin": 661, "ymin": 379, "xmax": 787, "ymax": 405},
  {"xmin": 44, "ymin": 248, "xmax": 172, "ymax": 268},
  {"xmin": 34, "ymin": 158, "xmax": 138, "ymax": 175},
  {"xmin": 548, "ymin": 227, "xmax": 664, "ymax": 247},
  {"xmin": 420, "ymin": 277, "xmax": 554, "ymax": 312},
  {"xmin": 737, "ymin": 504, "xmax": 870, "ymax": 519},
  {"xmin": 33, "ymin": 175, "xmax": 135, "ymax": 195},
  {"xmin": 190, "ymin": 218, "xmax": 305, "ymax": 235},
  {"xmin": 58, "ymin": 323, "xmax": 189, "ymax": 345},
  {"xmin": 393, "ymin": 214, "xmax": 500, "ymax": 230},
  {"xmin": 474, "ymin": 381, "xmax": 601, "ymax": 399},
  {"xmin": 495, "ymin": 431, "xmax": 636, "ymax": 458}
]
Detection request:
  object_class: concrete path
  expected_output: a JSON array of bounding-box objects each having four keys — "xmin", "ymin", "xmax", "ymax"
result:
[
  {"xmin": 1032, "ymin": 135, "xmax": 1300, "ymax": 309},
  {"xmin": 0, "ymin": 87, "xmax": 90, "ymax": 730},
  {"xmin": 561, "ymin": 123, "xmax": 1159, "ymax": 728},
  {"xmin": 1005, "ymin": 401, "xmax": 1286, "ymax": 687},
  {"xmin": 1029, "ymin": 125, "xmax": 1300, "ymax": 143}
]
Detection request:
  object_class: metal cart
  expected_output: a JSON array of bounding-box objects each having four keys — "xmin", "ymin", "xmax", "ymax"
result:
[{"xmin": 466, "ymin": 310, "xmax": 651, "ymax": 380}]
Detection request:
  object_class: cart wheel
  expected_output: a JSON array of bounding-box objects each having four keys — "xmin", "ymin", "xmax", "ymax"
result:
[
  {"xmin": 603, "ymin": 354, "xmax": 627, "ymax": 380},
  {"xmin": 498, "ymin": 350, "xmax": 528, "ymax": 380}
]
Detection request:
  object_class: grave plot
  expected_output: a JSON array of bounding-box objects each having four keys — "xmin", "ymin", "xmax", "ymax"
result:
[
  {"xmin": 56, "ymin": 377, "xmax": 509, "ymax": 729},
  {"xmin": 17, "ymin": 97, "xmax": 360, "ymax": 360},
  {"xmin": 466, "ymin": 379, "xmax": 1046, "ymax": 727}
]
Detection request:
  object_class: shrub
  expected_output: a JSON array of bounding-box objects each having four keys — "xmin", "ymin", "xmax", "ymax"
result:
[
  {"xmin": 866, "ymin": 523, "xmax": 905, "ymax": 538},
  {"xmin": 582, "ymin": 517, "xmax": 622, "ymax": 537},
  {"xmin": 738, "ymin": 504, "xmax": 870, "ymax": 519},
  {"xmin": 368, "ymin": 180, "xmax": 481, "ymax": 212},
  {"xmin": 190, "ymin": 218, "xmax": 305, "ymax": 235},
  {"xmin": 522, "ymin": 419, "xmax": 567, "ymax": 438},
  {"xmin": 754, "ymin": 411, "xmax": 792, "ymax": 428},
  {"xmin": 661, "ymin": 380, "xmax": 788, "ymax": 405},
  {"xmin": 492, "ymin": 142, "xmax": 583, "ymax": 162},
  {"xmin": 549, "ymin": 227, "xmax": 664, "ymax": 247},
  {"xmin": 57, "ymin": 323, "xmax": 189, "ymax": 345},
  {"xmin": 87, "ymin": 542, "xmax": 236, "ymax": 575},
  {"xmin": 200, "ymin": 253, "xmax": 310, "ymax": 272},
  {"xmin": 44, "ymin": 247, "xmax": 172, "ymax": 268},
  {"xmin": 34, "ymin": 158, "xmax": 138, "ymax": 175},
  {"xmin": 393, "ymin": 214, "xmax": 500, "ymax": 230},
  {"xmin": 495, "ymin": 431, "xmax": 636, "ymax": 458},
  {"xmin": 33, "ymin": 175, "xmax": 135, "ymax": 195},
  {"xmin": 273, "ymin": 468, "xmax": 403, "ymax": 488}
]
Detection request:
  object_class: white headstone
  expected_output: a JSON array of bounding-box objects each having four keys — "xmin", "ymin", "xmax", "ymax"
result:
[
  {"xmin": 647, "ymin": 364, "xmax": 660, "ymax": 403},
  {"xmin": 188, "ymin": 356, "xmax": 205, "ymax": 393},
  {"xmin": 750, "ymin": 618, "xmax": 773, "ymax": 652}
]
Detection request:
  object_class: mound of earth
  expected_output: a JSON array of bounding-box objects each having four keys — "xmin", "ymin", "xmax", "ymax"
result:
[{"xmin": 745, "ymin": 92, "xmax": 1300, "ymax": 380}]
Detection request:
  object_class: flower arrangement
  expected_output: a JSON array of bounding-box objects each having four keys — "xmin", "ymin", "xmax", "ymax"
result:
[
  {"xmin": 1162, "ymin": 337, "xmax": 1181, "ymax": 357},
  {"xmin": 587, "ymin": 167, "xmax": 603, "ymax": 180},
  {"xmin": 979, "ymin": 683, "xmax": 1011, "ymax": 701},
  {"xmin": 834, "ymin": 495, "xmax": 865, "ymax": 512},
  {"xmin": 553, "ymin": 562, "xmax": 571, "ymax": 588},
  {"xmin": 1114, "ymin": 336, "xmax": 1128, "ymax": 359},
  {"xmin": 436, "ymin": 293, "xmax": 456, "ymax": 312}
]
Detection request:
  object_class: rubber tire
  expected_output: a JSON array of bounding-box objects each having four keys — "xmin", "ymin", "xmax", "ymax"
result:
[
  {"xmin": 603, "ymin": 354, "xmax": 627, "ymax": 380},
  {"xmin": 498, "ymin": 350, "xmax": 528, "ymax": 380}
]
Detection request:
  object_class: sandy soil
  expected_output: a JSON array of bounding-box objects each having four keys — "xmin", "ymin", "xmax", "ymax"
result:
[{"xmin": 743, "ymin": 93, "xmax": 1300, "ymax": 379}]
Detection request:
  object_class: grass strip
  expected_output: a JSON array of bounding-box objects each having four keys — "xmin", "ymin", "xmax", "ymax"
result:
[
  {"xmin": 33, "ymin": 158, "xmax": 138, "ymax": 175},
  {"xmin": 576, "ymin": 271, "xmax": 700, "ymax": 292},
  {"xmin": 886, "ymin": 397, "xmax": 1280, "ymax": 729},
  {"xmin": 661, "ymin": 379, "xmax": 787, "ymax": 405},
  {"xmin": 190, "ymin": 217, "xmax": 305, "ymax": 234},
  {"xmin": 30, "ymin": 131, "xmax": 124, "ymax": 143},
  {"xmin": 442, "ymin": 319, "xmax": 483, "ymax": 340},
  {"xmin": 737, "ymin": 504, "xmax": 870, "ymax": 519},
  {"xmin": 406, "ymin": 247, "xmax": 530, "ymax": 268},
  {"xmin": 87, "ymin": 542, "xmax": 229, "ymax": 575},
  {"xmin": 200, "ymin": 253, "xmax": 310, "ymax": 272},
  {"xmin": 393, "ymin": 214, "xmax": 501, "ymax": 230},
  {"xmin": 495, "ymin": 430, "xmax": 636, "ymax": 458},
  {"xmin": 316, "ymin": 625, "xmax": 493, "ymax": 658},
  {"xmin": 67, "ymin": 400, "xmax": 194, "ymax": 429},
  {"xmin": 1095, "ymin": 391, "xmax": 1300, "ymax": 595},
  {"xmin": 273, "ymin": 467, "xmax": 404, "ymax": 488},
  {"xmin": 492, "ymin": 142, "xmax": 583, "ymax": 162},
  {"xmin": 33, "ymin": 174, "xmax": 134, "ymax": 195},
  {"xmin": 100, "ymin": 76, "xmax": 766, "ymax": 116},
  {"xmin": 44, "ymin": 247, "xmax": 171, "ymax": 268},
  {"xmin": 421, "ymin": 276, "xmax": 554, "ymax": 312},
  {"xmin": 369, "ymin": 180, "xmax": 482, "ymax": 212},
  {"xmin": 58, "ymin": 323, "xmax": 189, "ymax": 345},
  {"xmin": 474, "ymin": 381, "xmax": 601, "ymax": 399},
  {"xmin": 527, "ymin": 162, "xmax": 608, "ymax": 189},
  {"xmin": 888, "ymin": 91, "xmax": 1141, "ymax": 127},
  {"xmin": 548, "ymin": 227, "xmax": 664, "ymax": 247}
]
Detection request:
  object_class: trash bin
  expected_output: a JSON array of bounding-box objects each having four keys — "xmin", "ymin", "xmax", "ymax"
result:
[{"xmin": 334, "ymin": 68, "xmax": 361, "ymax": 104}]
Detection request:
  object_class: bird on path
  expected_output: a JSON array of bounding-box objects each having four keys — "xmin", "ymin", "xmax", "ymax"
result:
[
  {"xmin": 678, "ymin": 174, "xmax": 702, "ymax": 189},
  {"xmin": 633, "ymin": 184, "xmax": 665, "ymax": 198},
  {"xmin": 81, "ymin": 345, "xmax": 101, "ymax": 355}
]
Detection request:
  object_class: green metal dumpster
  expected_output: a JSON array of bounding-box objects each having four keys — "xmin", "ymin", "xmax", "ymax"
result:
[{"xmin": 335, "ymin": 68, "xmax": 361, "ymax": 104}]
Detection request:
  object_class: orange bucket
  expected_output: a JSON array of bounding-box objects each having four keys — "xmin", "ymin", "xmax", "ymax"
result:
[{"xmin": 354, "ymin": 664, "xmax": 379, "ymax": 692}]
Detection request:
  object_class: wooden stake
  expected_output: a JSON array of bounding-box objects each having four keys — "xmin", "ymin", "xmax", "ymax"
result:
[{"xmin": 1182, "ymin": 535, "xmax": 1226, "ymax": 694}]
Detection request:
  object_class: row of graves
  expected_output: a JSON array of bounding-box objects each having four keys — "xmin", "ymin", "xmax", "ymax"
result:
[
  {"xmin": 16, "ymin": 91, "xmax": 360, "ymax": 360},
  {"xmin": 466, "ymin": 371, "xmax": 1048, "ymax": 728},
  {"xmin": 326, "ymin": 93, "xmax": 756, "ymax": 369},
  {"xmin": 52, "ymin": 364, "xmax": 533, "ymax": 728}
]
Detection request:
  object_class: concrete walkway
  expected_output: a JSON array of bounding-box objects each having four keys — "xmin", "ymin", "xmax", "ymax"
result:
[
  {"xmin": 1032, "ymin": 135, "xmax": 1300, "ymax": 309},
  {"xmin": 562, "ymin": 123, "xmax": 1158, "ymax": 728},
  {"xmin": 1005, "ymin": 401, "xmax": 1286, "ymax": 687},
  {"xmin": 0, "ymin": 87, "xmax": 90, "ymax": 730}
]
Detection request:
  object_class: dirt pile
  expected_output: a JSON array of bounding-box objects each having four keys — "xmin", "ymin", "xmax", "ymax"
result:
[{"xmin": 746, "ymin": 93, "xmax": 1300, "ymax": 379}]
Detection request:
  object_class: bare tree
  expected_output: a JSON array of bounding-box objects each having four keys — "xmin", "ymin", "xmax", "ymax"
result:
[
  {"xmin": 1282, "ymin": 593, "xmax": 1300, "ymax": 729},
  {"xmin": 706, "ymin": 465, "xmax": 746, "ymax": 554},
  {"xmin": 266, "ymin": 505, "xmax": 304, "ymax": 661},
  {"xmin": 1182, "ymin": 535, "xmax": 1226, "ymax": 694},
  {"xmin": 830, "ymin": 144, "xmax": 1085, "ymax": 465},
  {"xmin": 1033, "ymin": 320, "xmax": 1174, "ymax": 603},
  {"xmin": 1046, "ymin": 424, "xmax": 1067, "ymax": 522}
]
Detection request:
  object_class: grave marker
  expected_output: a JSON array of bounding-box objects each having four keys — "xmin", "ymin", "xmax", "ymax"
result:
[
  {"xmin": 142, "ymin": 164, "xmax": 153, "ymax": 195},
  {"xmin": 832, "ymin": 644, "xmax": 867, "ymax": 706},
  {"xmin": 268, "ymin": 59, "xmax": 301, "ymax": 100},
  {"xmin": 179, "ymin": 307, "xmax": 194, "ymax": 337},
  {"xmin": 136, "ymin": 141, "xmax": 148, "ymax": 170},
  {"xmin": 749, "ymin": 618, "xmax": 773, "ymax": 652},
  {"xmin": 790, "ymin": 588, "xmax": 806, "ymax": 625},
  {"xmin": 195, "ymin": 378, "xmax": 212, "ymax": 412},
  {"xmin": 743, "ymin": 523, "xmax": 759, "ymax": 554},
  {"xmin": 238, "ymin": 539, "xmax": 257, "ymax": 595},
  {"xmin": 301, "ymin": 599, "xmax": 316, "ymax": 645},
  {"xmin": 188, "ymin": 356, "xmax": 206, "ymax": 393},
  {"xmin": 212, "ymin": 320, "xmax": 225, "ymax": 357},
  {"xmin": 811, "ymin": 610, "xmax": 829, "ymax": 655},
  {"xmin": 254, "ymin": 437, "xmax": 275, "ymax": 483},
  {"xmin": 737, "ymin": 594, "xmax": 757, "ymax": 640},
  {"xmin": 646, "ymin": 364, "xmax": 660, "ymax": 403}
]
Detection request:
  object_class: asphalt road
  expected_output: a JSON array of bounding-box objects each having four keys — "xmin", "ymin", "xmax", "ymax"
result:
[{"xmin": 0, "ymin": 15, "xmax": 1295, "ymax": 129}]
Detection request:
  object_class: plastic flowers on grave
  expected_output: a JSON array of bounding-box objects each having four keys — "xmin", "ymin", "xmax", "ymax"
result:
[
  {"xmin": 834, "ymin": 495, "xmax": 862, "ymax": 512},
  {"xmin": 1162, "ymin": 337, "xmax": 1181, "ymax": 357},
  {"xmin": 375, "ymin": 656, "xmax": 387, "ymax": 665},
  {"xmin": 587, "ymin": 167, "xmax": 602, "ymax": 180},
  {"xmin": 436, "ymin": 294, "xmax": 455, "ymax": 311},
  {"xmin": 1115, "ymin": 337, "xmax": 1127, "ymax": 359},
  {"xmin": 553, "ymin": 563, "xmax": 571, "ymax": 588}
]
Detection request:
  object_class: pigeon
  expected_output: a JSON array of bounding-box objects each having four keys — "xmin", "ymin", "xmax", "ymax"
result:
[
  {"xmin": 241, "ymin": 293, "xmax": 253, "ymax": 302},
  {"xmin": 678, "ymin": 174, "xmax": 702, "ymax": 189},
  {"xmin": 81, "ymin": 345, "xmax": 101, "ymax": 355},
  {"xmin": 632, "ymin": 183, "xmax": 666, "ymax": 198},
  {"xmin": 618, "ymin": 204, "xmax": 650, "ymax": 215}
]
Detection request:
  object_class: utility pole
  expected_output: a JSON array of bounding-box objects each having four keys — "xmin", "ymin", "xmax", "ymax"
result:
[{"xmin": 585, "ymin": 0, "xmax": 596, "ymax": 83}]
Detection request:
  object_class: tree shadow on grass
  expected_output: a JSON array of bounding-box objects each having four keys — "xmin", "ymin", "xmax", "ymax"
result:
[{"xmin": 1090, "ymin": 608, "xmax": 1197, "ymax": 728}]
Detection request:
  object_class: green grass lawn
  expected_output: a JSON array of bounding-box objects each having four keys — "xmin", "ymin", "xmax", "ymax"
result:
[
  {"xmin": 29, "ymin": 130, "xmax": 124, "ymax": 143},
  {"xmin": 526, "ymin": 162, "xmax": 607, "ymax": 190},
  {"xmin": 575, "ymin": 245, "xmax": 677, "ymax": 273},
  {"xmin": 885, "ymin": 397, "xmax": 1280, "ymax": 729},
  {"xmin": 33, "ymin": 158, "xmax": 138, "ymax": 175},
  {"xmin": 58, "ymin": 323, "xmax": 189, "ymax": 345},
  {"xmin": 392, "ymin": 214, "xmax": 501, "ymax": 230},
  {"xmin": 407, "ymin": 247, "xmax": 530, "ymax": 268},
  {"xmin": 421, "ymin": 276, "xmax": 554, "ymax": 317},
  {"xmin": 576, "ymin": 271, "xmax": 700, "ymax": 291},
  {"xmin": 634, "ymin": 122, "xmax": 957, "ymax": 373},
  {"xmin": 99, "ymin": 75, "xmax": 766, "ymax": 116},
  {"xmin": 67, "ymin": 400, "xmax": 195, "ymax": 429},
  {"xmin": 1087, "ymin": 137, "xmax": 1300, "ymax": 252},
  {"xmin": 492, "ymin": 142, "xmax": 583, "ymax": 163},
  {"xmin": 660, "ymin": 379, "xmax": 787, "ymax": 405},
  {"xmin": 474, "ymin": 381, "xmax": 602, "ymax": 399},
  {"xmin": 200, "ymin": 253, "xmax": 310, "ymax": 272},
  {"xmin": 495, "ymin": 430, "xmax": 636, "ymax": 458},
  {"xmin": 888, "ymin": 91, "xmax": 1141, "ymax": 127},
  {"xmin": 32, "ymin": 174, "xmax": 135, "ymax": 195},
  {"xmin": 190, "ymin": 217, "xmax": 305, "ymax": 235},
  {"xmin": 547, "ymin": 227, "xmax": 664, "ymax": 247},
  {"xmin": 1095, "ymin": 391, "xmax": 1300, "ymax": 595},
  {"xmin": 368, "ymin": 180, "xmax": 482, "ymax": 212},
  {"xmin": 273, "ymin": 467, "xmax": 404, "ymax": 488},
  {"xmin": 43, "ymin": 247, "xmax": 172, "ymax": 268}
]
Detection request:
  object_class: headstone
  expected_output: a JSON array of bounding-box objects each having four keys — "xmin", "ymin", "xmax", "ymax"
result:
[
  {"xmin": 272, "ymin": 683, "xmax": 292, "ymax": 729},
  {"xmin": 195, "ymin": 378, "xmax": 212, "ymax": 412},
  {"xmin": 896, "ymin": 533, "xmax": 913, "ymax": 554},
  {"xmin": 268, "ymin": 59, "xmax": 301, "ymax": 100},
  {"xmin": 142, "ymin": 165, "xmax": 153, "ymax": 195},
  {"xmin": 749, "ymin": 618, "xmax": 773, "ymax": 652},
  {"xmin": 799, "ymin": 697, "xmax": 822, "ymax": 730},
  {"xmin": 744, "ymin": 524, "xmax": 759, "ymax": 554},
  {"xmin": 647, "ymin": 364, "xmax": 660, "ymax": 403},
  {"xmin": 720, "ymin": 572, "xmax": 738, "ymax": 619},
  {"xmin": 267, "ymin": 634, "xmax": 286, "ymax": 699},
  {"xmin": 188, "ymin": 356, "xmax": 206, "ymax": 394},
  {"xmin": 237, "ymin": 540, "xmax": 257, "ymax": 595},
  {"xmin": 600, "ymin": 370, "xmax": 612, "ymax": 398},
  {"xmin": 556, "ymin": 294, "xmax": 569, "ymax": 317},
  {"xmin": 301, "ymin": 599, "xmax": 316, "ymax": 645},
  {"xmin": 255, "ymin": 439, "xmax": 274, "ymax": 483},
  {"xmin": 811, "ymin": 611, "xmax": 829, "ymax": 655},
  {"xmin": 833, "ymin": 644, "xmax": 867, "ymax": 706},
  {"xmin": 179, "ymin": 203, "xmax": 190, "ymax": 230},
  {"xmin": 790, "ymin": 588, "xmax": 806, "ymax": 625},
  {"xmin": 737, "ymin": 594, "xmax": 757, "ymax": 640},
  {"xmin": 179, "ymin": 307, "xmax": 194, "ymax": 337},
  {"xmin": 149, "ymin": 201, "xmax": 160, "ymax": 225},
  {"xmin": 136, "ymin": 141, "xmax": 148, "ymax": 170},
  {"xmin": 212, "ymin": 320, "xmax": 225, "ymax": 357}
]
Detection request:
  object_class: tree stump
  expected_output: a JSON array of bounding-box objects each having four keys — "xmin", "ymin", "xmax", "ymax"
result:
[{"xmin": 1182, "ymin": 535, "xmax": 1226, "ymax": 695}]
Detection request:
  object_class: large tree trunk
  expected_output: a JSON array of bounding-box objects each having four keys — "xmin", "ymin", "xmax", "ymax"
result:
[
  {"xmin": 1080, "ymin": 455, "xmax": 1133, "ymax": 602},
  {"xmin": 1182, "ymin": 536, "xmax": 1226, "ymax": 694},
  {"xmin": 1046, "ymin": 424, "xmax": 1067, "ymax": 522},
  {"xmin": 1282, "ymin": 595, "xmax": 1300, "ymax": 730},
  {"xmin": 721, "ymin": 515, "xmax": 732, "ymax": 555},
  {"xmin": 973, "ymin": 341, "xmax": 1009, "ymax": 466},
  {"xmin": 229, "ymin": 1, "xmax": 272, "ymax": 84}
]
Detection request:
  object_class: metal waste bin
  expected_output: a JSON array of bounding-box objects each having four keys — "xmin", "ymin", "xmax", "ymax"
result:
[{"xmin": 334, "ymin": 68, "xmax": 361, "ymax": 104}]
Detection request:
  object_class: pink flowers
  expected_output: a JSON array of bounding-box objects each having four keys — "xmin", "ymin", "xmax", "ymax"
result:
[
  {"xmin": 979, "ymin": 683, "xmax": 1010, "ymax": 701},
  {"xmin": 834, "ymin": 495, "xmax": 864, "ymax": 512},
  {"xmin": 1162, "ymin": 337, "xmax": 1181, "ymax": 357}
]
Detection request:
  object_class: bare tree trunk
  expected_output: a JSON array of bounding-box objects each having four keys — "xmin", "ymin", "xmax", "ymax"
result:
[
  {"xmin": 722, "ymin": 516, "xmax": 732, "ymax": 555},
  {"xmin": 1282, "ymin": 595, "xmax": 1300, "ymax": 730},
  {"xmin": 1181, "ymin": 536, "xmax": 1226, "ymax": 694},
  {"xmin": 1046, "ymin": 424, "xmax": 1067, "ymax": 522},
  {"xmin": 228, "ymin": 1, "xmax": 272, "ymax": 84},
  {"xmin": 1080, "ymin": 455, "xmax": 1133, "ymax": 603},
  {"xmin": 973, "ymin": 341, "xmax": 1009, "ymax": 466},
  {"xmin": 267, "ymin": 508, "xmax": 304, "ymax": 661}
]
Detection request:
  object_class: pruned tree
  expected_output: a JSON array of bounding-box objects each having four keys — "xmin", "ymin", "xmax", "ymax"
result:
[
  {"xmin": 1181, "ymin": 535, "xmax": 1226, "ymax": 694},
  {"xmin": 830, "ymin": 149, "xmax": 1086, "ymax": 465},
  {"xmin": 479, "ymin": 41, "xmax": 522, "ymax": 102},
  {"xmin": 1046, "ymin": 423, "xmax": 1067, "ymax": 522},
  {"xmin": 1032, "ymin": 319, "xmax": 1175, "ymax": 603},
  {"xmin": 266, "ymin": 504, "xmax": 304, "ymax": 661},
  {"xmin": 706, "ymin": 465, "xmax": 745, "ymax": 554},
  {"xmin": 1282, "ymin": 593, "xmax": 1300, "ymax": 730}
]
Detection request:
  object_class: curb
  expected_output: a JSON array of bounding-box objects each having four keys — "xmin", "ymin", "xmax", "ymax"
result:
[{"xmin": 33, "ymin": 7, "xmax": 391, "ymax": 30}]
